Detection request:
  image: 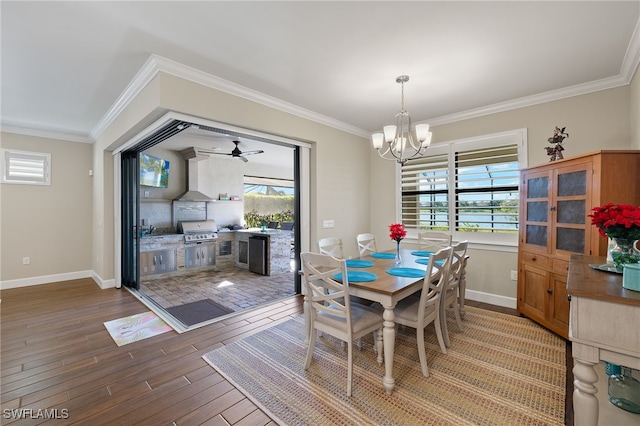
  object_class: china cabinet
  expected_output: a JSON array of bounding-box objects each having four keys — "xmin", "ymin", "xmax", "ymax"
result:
[{"xmin": 517, "ymin": 150, "xmax": 640, "ymax": 338}]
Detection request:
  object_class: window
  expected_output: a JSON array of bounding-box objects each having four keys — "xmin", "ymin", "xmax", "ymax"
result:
[
  {"xmin": 401, "ymin": 129, "xmax": 526, "ymax": 244},
  {"xmin": 1, "ymin": 149, "xmax": 51, "ymax": 185}
]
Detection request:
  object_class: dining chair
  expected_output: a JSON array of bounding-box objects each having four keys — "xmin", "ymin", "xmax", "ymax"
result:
[
  {"xmin": 393, "ymin": 246, "xmax": 453, "ymax": 377},
  {"xmin": 356, "ymin": 233, "xmax": 377, "ymax": 257},
  {"xmin": 267, "ymin": 221, "xmax": 279, "ymax": 229},
  {"xmin": 300, "ymin": 252, "xmax": 384, "ymax": 396},
  {"xmin": 441, "ymin": 241, "xmax": 468, "ymax": 348},
  {"xmin": 318, "ymin": 237, "xmax": 343, "ymax": 258},
  {"xmin": 417, "ymin": 231, "xmax": 452, "ymax": 252}
]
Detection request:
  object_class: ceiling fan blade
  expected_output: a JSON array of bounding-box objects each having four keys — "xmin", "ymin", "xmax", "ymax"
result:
[
  {"xmin": 238, "ymin": 156, "xmax": 249, "ymax": 162},
  {"xmin": 239, "ymin": 150, "xmax": 264, "ymax": 156}
]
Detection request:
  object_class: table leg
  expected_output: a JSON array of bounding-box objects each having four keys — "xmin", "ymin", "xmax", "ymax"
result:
[
  {"xmin": 382, "ymin": 304, "xmax": 396, "ymax": 395},
  {"xmin": 573, "ymin": 357, "xmax": 599, "ymax": 426}
]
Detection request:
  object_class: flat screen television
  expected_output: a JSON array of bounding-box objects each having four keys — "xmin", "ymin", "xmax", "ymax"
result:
[{"xmin": 140, "ymin": 153, "xmax": 170, "ymax": 188}]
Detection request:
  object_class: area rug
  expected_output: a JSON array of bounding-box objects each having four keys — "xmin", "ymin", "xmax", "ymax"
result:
[
  {"xmin": 203, "ymin": 307, "xmax": 566, "ymax": 425},
  {"xmin": 104, "ymin": 311, "xmax": 172, "ymax": 346},
  {"xmin": 166, "ymin": 299, "xmax": 234, "ymax": 326}
]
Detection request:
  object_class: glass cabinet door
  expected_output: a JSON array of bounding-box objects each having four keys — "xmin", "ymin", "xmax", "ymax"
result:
[
  {"xmin": 522, "ymin": 171, "xmax": 550, "ymax": 251},
  {"xmin": 553, "ymin": 163, "xmax": 592, "ymax": 255}
]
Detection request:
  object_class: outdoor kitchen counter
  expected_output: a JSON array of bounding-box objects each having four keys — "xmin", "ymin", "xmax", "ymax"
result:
[
  {"xmin": 139, "ymin": 234, "xmax": 183, "ymax": 251},
  {"xmin": 235, "ymin": 229, "xmax": 292, "ymax": 274}
]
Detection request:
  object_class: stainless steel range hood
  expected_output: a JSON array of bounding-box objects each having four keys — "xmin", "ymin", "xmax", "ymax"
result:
[{"xmin": 174, "ymin": 148, "xmax": 215, "ymax": 202}]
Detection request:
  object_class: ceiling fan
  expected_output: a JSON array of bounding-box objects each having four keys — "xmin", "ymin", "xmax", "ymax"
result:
[{"xmin": 203, "ymin": 140, "xmax": 264, "ymax": 162}]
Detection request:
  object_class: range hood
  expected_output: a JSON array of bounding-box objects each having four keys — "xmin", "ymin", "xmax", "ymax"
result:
[{"xmin": 173, "ymin": 148, "xmax": 215, "ymax": 202}]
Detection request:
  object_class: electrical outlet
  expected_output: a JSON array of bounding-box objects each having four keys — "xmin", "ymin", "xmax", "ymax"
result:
[
  {"xmin": 510, "ymin": 270, "xmax": 518, "ymax": 281},
  {"xmin": 23, "ymin": 257, "xmax": 30, "ymax": 265},
  {"xmin": 322, "ymin": 220, "xmax": 334, "ymax": 229}
]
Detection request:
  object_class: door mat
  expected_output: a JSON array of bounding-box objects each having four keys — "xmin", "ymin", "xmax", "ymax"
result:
[
  {"xmin": 166, "ymin": 299, "xmax": 234, "ymax": 326},
  {"xmin": 104, "ymin": 311, "xmax": 173, "ymax": 346}
]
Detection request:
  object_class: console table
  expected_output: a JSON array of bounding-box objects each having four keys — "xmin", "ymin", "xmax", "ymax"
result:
[{"xmin": 567, "ymin": 254, "xmax": 640, "ymax": 425}]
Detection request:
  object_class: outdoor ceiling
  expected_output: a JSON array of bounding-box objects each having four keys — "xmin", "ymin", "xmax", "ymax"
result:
[{"xmin": 1, "ymin": 1, "xmax": 639, "ymax": 143}]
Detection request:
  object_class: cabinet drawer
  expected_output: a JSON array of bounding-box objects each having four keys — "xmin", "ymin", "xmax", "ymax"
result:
[
  {"xmin": 520, "ymin": 252, "xmax": 549, "ymax": 267},
  {"xmin": 552, "ymin": 258, "xmax": 569, "ymax": 274}
]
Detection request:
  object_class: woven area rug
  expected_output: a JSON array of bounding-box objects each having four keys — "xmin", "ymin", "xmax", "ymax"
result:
[
  {"xmin": 104, "ymin": 311, "xmax": 172, "ymax": 346},
  {"xmin": 203, "ymin": 307, "xmax": 566, "ymax": 425}
]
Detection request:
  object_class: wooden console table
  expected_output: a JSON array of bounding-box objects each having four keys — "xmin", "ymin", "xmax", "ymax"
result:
[{"xmin": 567, "ymin": 254, "xmax": 640, "ymax": 425}]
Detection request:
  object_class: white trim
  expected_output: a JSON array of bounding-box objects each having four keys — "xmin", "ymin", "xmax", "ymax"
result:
[
  {"xmin": 465, "ymin": 289, "xmax": 517, "ymax": 309},
  {"xmin": 0, "ymin": 125, "xmax": 92, "ymax": 144}
]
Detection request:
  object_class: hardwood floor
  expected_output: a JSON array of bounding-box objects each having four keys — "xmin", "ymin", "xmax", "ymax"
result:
[
  {"xmin": 1, "ymin": 279, "xmax": 571, "ymax": 425},
  {"xmin": 1, "ymin": 278, "xmax": 302, "ymax": 425}
]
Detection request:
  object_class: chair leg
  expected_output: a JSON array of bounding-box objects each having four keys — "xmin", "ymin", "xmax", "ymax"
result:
[
  {"xmin": 374, "ymin": 328, "xmax": 384, "ymax": 365},
  {"xmin": 453, "ymin": 301, "xmax": 464, "ymax": 331},
  {"xmin": 346, "ymin": 340, "xmax": 353, "ymax": 396},
  {"xmin": 435, "ymin": 312, "xmax": 448, "ymax": 354},
  {"xmin": 304, "ymin": 327, "xmax": 317, "ymax": 370},
  {"xmin": 416, "ymin": 327, "xmax": 429, "ymax": 377}
]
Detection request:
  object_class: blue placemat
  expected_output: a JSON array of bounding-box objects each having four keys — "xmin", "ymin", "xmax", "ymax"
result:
[
  {"xmin": 346, "ymin": 259, "xmax": 375, "ymax": 268},
  {"xmin": 333, "ymin": 271, "xmax": 378, "ymax": 282},
  {"xmin": 386, "ymin": 267, "xmax": 426, "ymax": 278},
  {"xmin": 415, "ymin": 258, "xmax": 445, "ymax": 265},
  {"xmin": 411, "ymin": 250, "xmax": 435, "ymax": 257},
  {"xmin": 371, "ymin": 252, "xmax": 396, "ymax": 259}
]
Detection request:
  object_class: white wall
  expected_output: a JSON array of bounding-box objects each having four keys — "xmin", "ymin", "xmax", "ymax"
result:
[{"xmin": 0, "ymin": 133, "xmax": 93, "ymax": 286}]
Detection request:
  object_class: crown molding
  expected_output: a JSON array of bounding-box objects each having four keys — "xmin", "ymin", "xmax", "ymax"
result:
[
  {"xmin": 0, "ymin": 124, "xmax": 92, "ymax": 144},
  {"xmin": 90, "ymin": 54, "xmax": 370, "ymax": 142},
  {"xmin": 425, "ymin": 74, "xmax": 630, "ymax": 127},
  {"xmin": 426, "ymin": 19, "xmax": 640, "ymax": 127}
]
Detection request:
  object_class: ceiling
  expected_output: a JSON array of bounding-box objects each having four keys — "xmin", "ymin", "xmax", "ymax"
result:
[{"xmin": 2, "ymin": 1, "xmax": 639, "ymax": 144}]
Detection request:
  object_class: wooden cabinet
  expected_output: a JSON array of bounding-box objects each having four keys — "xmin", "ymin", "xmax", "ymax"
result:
[{"xmin": 517, "ymin": 150, "xmax": 640, "ymax": 338}]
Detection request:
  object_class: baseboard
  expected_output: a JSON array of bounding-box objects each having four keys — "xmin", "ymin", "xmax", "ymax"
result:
[
  {"xmin": 0, "ymin": 270, "xmax": 107, "ymax": 290},
  {"xmin": 465, "ymin": 289, "xmax": 517, "ymax": 309}
]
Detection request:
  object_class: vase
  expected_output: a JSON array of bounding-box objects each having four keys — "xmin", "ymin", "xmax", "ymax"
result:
[
  {"xmin": 607, "ymin": 363, "xmax": 640, "ymax": 413},
  {"xmin": 609, "ymin": 238, "xmax": 640, "ymax": 272},
  {"xmin": 395, "ymin": 240, "xmax": 402, "ymax": 266}
]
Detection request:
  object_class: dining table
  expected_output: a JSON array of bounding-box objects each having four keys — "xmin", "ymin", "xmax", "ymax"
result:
[{"xmin": 344, "ymin": 248, "xmax": 437, "ymax": 395}]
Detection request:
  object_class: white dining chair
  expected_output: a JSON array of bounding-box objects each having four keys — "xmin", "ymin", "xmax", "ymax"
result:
[
  {"xmin": 417, "ymin": 231, "xmax": 452, "ymax": 252},
  {"xmin": 441, "ymin": 241, "xmax": 468, "ymax": 348},
  {"xmin": 300, "ymin": 252, "xmax": 384, "ymax": 396},
  {"xmin": 318, "ymin": 237, "xmax": 343, "ymax": 258},
  {"xmin": 393, "ymin": 246, "xmax": 453, "ymax": 377},
  {"xmin": 356, "ymin": 233, "xmax": 377, "ymax": 257}
]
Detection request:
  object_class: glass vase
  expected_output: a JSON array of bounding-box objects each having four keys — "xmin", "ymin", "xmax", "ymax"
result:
[
  {"xmin": 609, "ymin": 238, "xmax": 640, "ymax": 272},
  {"xmin": 607, "ymin": 363, "xmax": 640, "ymax": 413},
  {"xmin": 395, "ymin": 240, "xmax": 402, "ymax": 266}
]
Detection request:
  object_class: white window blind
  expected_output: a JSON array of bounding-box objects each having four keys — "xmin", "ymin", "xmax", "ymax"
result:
[
  {"xmin": 1, "ymin": 149, "xmax": 51, "ymax": 185},
  {"xmin": 401, "ymin": 130, "xmax": 525, "ymax": 239}
]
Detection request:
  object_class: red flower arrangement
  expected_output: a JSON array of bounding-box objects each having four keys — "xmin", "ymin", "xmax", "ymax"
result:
[
  {"xmin": 589, "ymin": 204, "xmax": 640, "ymax": 241},
  {"xmin": 389, "ymin": 223, "xmax": 407, "ymax": 242}
]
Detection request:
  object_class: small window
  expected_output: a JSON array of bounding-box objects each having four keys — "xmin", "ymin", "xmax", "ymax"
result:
[{"xmin": 1, "ymin": 149, "xmax": 51, "ymax": 185}]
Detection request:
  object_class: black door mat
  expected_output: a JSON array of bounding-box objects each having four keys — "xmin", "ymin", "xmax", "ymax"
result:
[{"xmin": 166, "ymin": 299, "xmax": 234, "ymax": 326}]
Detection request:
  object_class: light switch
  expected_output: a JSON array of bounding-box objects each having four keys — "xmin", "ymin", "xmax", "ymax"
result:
[{"xmin": 323, "ymin": 220, "xmax": 334, "ymax": 229}]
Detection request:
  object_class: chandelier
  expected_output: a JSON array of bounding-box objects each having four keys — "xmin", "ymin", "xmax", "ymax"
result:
[{"xmin": 371, "ymin": 75, "xmax": 432, "ymax": 164}]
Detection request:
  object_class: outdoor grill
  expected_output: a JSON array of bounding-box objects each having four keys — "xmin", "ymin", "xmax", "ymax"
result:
[{"xmin": 177, "ymin": 220, "xmax": 218, "ymax": 243}]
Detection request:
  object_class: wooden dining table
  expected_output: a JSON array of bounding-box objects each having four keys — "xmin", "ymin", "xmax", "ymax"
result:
[{"xmin": 346, "ymin": 248, "xmax": 434, "ymax": 395}]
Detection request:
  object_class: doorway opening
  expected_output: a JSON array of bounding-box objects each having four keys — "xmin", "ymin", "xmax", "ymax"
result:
[{"xmin": 118, "ymin": 115, "xmax": 307, "ymax": 331}]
